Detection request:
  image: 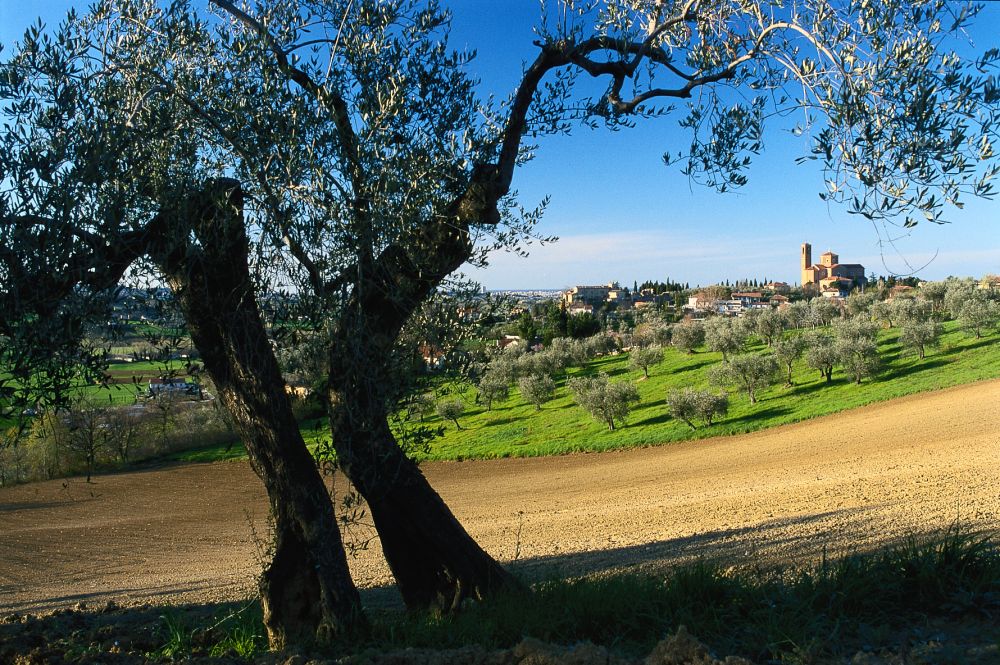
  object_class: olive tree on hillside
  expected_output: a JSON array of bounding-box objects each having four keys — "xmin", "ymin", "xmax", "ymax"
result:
[
  {"xmin": 958, "ymin": 296, "xmax": 1000, "ymax": 338},
  {"xmin": 709, "ymin": 353, "xmax": 778, "ymax": 404},
  {"xmin": 3, "ymin": 0, "xmax": 999, "ymax": 648},
  {"xmin": 629, "ymin": 344, "xmax": 665, "ymax": 378},
  {"xmin": 900, "ymin": 319, "xmax": 943, "ymax": 359},
  {"xmin": 568, "ymin": 374, "xmax": 640, "ymax": 431},
  {"xmin": 672, "ymin": 321, "xmax": 706, "ymax": 354},
  {"xmin": 704, "ymin": 316, "xmax": 747, "ymax": 360}
]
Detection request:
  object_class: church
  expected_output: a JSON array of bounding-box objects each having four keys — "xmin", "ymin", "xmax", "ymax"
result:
[{"xmin": 800, "ymin": 243, "xmax": 866, "ymax": 295}]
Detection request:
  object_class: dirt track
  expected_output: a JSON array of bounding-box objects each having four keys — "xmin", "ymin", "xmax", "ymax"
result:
[{"xmin": 2, "ymin": 380, "xmax": 999, "ymax": 614}]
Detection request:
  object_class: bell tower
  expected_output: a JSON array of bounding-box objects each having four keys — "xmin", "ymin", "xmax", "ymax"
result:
[{"xmin": 801, "ymin": 243, "xmax": 812, "ymax": 285}]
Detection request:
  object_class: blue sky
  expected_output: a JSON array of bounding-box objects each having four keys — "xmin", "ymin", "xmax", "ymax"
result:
[{"xmin": 3, "ymin": 1, "xmax": 998, "ymax": 289}]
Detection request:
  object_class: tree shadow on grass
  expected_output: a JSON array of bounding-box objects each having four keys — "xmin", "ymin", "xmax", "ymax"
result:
[
  {"xmin": 632, "ymin": 411, "xmax": 673, "ymax": 428},
  {"xmin": 889, "ymin": 359, "xmax": 948, "ymax": 380},
  {"xmin": 784, "ymin": 378, "xmax": 843, "ymax": 398},
  {"xmin": 670, "ymin": 359, "xmax": 712, "ymax": 374},
  {"xmin": 724, "ymin": 405, "xmax": 792, "ymax": 426},
  {"xmin": 483, "ymin": 414, "xmax": 530, "ymax": 428},
  {"xmin": 940, "ymin": 336, "xmax": 997, "ymax": 356}
]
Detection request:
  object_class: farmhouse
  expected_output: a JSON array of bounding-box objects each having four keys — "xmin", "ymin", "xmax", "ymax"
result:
[{"xmin": 148, "ymin": 377, "xmax": 198, "ymax": 397}]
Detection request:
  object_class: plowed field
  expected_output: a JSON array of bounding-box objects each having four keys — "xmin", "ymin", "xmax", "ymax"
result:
[{"xmin": 2, "ymin": 380, "xmax": 998, "ymax": 613}]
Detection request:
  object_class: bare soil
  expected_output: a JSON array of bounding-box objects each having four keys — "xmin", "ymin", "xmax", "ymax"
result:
[{"xmin": 1, "ymin": 380, "xmax": 999, "ymax": 615}]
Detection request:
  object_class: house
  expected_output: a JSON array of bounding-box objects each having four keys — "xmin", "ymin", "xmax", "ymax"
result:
[
  {"xmin": 763, "ymin": 281, "xmax": 791, "ymax": 294},
  {"xmin": 567, "ymin": 302, "xmax": 594, "ymax": 316},
  {"xmin": 769, "ymin": 294, "xmax": 790, "ymax": 308},
  {"xmin": 417, "ymin": 343, "xmax": 446, "ymax": 370},
  {"xmin": 687, "ymin": 292, "xmax": 719, "ymax": 311},
  {"xmin": 979, "ymin": 275, "xmax": 1000, "ymax": 292},
  {"xmin": 497, "ymin": 335, "xmax": 523, "ymax": 350},
  {"xmin": 148, "ymin": 378, "xmax": 198, "ymax": 397},
  {"xmin": 730, "ymin": 291, "xmax": 764, "ymax": 307},
  {"xmin": 887, "ymin": 285, "xmax": 916, "ymax": 299},
  {"xmin": 801, "ymin": 243, "xmax": 866, "ymax": 291},
  {"xmin": 563, "ymin": 283, "xmax": 617, "ymax": 307}
]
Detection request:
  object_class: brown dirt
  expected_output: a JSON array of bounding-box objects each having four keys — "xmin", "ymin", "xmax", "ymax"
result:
[{"xmin": 1, "ymin": 380, "xmax": 999, "ymax": 615}]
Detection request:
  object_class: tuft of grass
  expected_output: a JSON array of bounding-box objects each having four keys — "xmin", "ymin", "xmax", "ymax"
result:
[
  {"xmin": 141, "ymin": 531, "xmax": 998, "ymax": 662},
  {"xmin": 151, "ymin": 603, "xmax": 267, "ymax": 660}
]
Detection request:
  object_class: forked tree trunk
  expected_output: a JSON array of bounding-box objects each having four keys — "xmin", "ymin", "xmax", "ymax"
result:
[
  {"xmin": 153, "ymin": 181, "xmax": 364, "ymax": 647},
  {"xmin": 328, "ymin": 388, "xmax": 518, "ymax": 610}
]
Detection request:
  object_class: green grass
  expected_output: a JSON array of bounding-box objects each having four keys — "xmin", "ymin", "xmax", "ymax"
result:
[
  {"xmin": 412, "ymin": 320, "xmax": 1000, "ymax": 461},
  {"xmin": 150, "ymin": 321, "xmax": 1000, "ymax": 465},
  {"xmin": 142, "ymin": 530, "xmax": 1000, "ymax": 663}
]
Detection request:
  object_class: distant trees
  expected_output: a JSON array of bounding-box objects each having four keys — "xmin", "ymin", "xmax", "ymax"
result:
[{"xmin": 568, "ymin": 374, "xmax": 640, "ymax": 431}]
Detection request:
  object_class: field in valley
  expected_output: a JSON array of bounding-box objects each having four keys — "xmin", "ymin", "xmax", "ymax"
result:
[{"xmin": 2, "ymin": 378, "xmax": 998, "ymax": 615}]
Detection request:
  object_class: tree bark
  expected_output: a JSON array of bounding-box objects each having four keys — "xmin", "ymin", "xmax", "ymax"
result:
[
  {"xmin": 152, "ymin": 180, "xmax": 364, "ymax": 647},
  {"xmin": 328, "ymin": 385, "xmax": 517, "ymax": 611}
]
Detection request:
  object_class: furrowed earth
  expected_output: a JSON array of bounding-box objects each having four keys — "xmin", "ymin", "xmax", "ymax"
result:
[{"xmin": 1, "ymin": 379, "xmax": 998, "ymax": 661}]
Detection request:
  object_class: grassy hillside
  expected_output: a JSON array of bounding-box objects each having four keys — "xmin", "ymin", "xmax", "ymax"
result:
[
  {"xmin": 409, "ymin": 320, "xmax": 1000, "ymax": 461},
  {"xmin": 169, "ymin": 320, "xmax": 1000, "ymax": 464}
]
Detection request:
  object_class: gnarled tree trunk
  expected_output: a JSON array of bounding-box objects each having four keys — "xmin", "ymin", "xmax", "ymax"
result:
[
  {"xmin": 328, "ymin": 380, "xmax": 516, "ymax": 610},
  {"xmin": 324, "ymin": 187, "xmax": 521, "ymax": 610},
  {"xmin": 153, "ymin": 180, "xmax": 364, "ymax": 647}
]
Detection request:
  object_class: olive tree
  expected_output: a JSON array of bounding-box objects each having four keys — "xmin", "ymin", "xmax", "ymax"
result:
[
  {"xmin": 568, "ymin": 374, "xmax": 640, "ymax": 431},
  {"xmin": 629, "ymin": 344, "xmax": 665, "ymax": 378},
  {"xmin": 754, "ymin": 308, "xmax": 786, "ymax": 347},
  {"xmin": 805, "ymin": 333, "xmax": 838, "ymax": 383},
  {"xmin": 672, "ymin": 321, "xmax": 706, "ymax": 354},
  {"xmin": 899, "ymin": 319, "xmax": 943, "ymax": 359},
  {"xmin": 709, "ymin": 354, "xmax": 778, "ymax": 404},
  {"xmin": 958, "ymin": 296, "xmax": 1000, "ymax": 338},
  {"xmin": 436, "ymin": 399, "xmax": 466, "ymax": 430},
  {"xmin": 834, "ymin": 317, "xmax": 882, "ymax": 384},
  {"xmin": 773, "ymin": 335, "xmax": 808, "ymax": 387},
  {"xmin": 704, "ymin": 316, "xmax": 747, "ymax": 360},
  {"xmin": 4, "ymin": 0, "xmax": 998, "ymax": 648},
  {"xmin": 518, "ymin": 374, "xmax": 556, "ymax": 410},
  {"xmin": 668, "ymin": 388, "xmax": 729, "ymax": 429}
]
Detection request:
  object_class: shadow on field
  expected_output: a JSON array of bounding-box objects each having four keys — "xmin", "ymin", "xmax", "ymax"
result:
[{"xmin": 504, "ymin": 506, "xmax": 966, "ymax": 584}]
